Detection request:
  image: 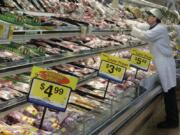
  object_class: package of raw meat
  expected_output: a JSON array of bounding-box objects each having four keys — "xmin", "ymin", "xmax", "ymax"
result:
[
  {"xmin": 5, "ymin": 111, "xmax": 36, "ymax": 125},
  {"xmin": 11, "ymin": 82, "xmax": 30, "ymax": 93}
]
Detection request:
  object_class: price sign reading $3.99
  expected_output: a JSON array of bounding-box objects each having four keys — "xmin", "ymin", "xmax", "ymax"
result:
[
  {"xmin": 99, "ymin": 53, "xmax": 129, "ymax": 83},
  {"xmin": 28, "ymin": 78, "xmax": 71, "ymax": 112}
]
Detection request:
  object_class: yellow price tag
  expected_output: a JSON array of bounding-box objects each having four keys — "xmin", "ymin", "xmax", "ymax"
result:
[
  {"xmin": 29, "ymin": 78, "xmax": 71, "ymax": 111},
  {"xmin": 99, "ymin": 53, "xmax": 129, "ymax": 82},
  {"xmin": 130, "ymin": 55, "xmax": 150, "ymax": 71},
  {"xmin": 131, "ymin": 48, "xmax": 153, "ymax": 60},
  {"xmin": 99, "ymin": 61, "xmax": 126, "ymax": 82},
  {"xmin": 8, "ymin": 25, "xmax": 14, "ymax": 41},
  {"xmin": 130, "ymin": 49, "xmax": 153, "ymax": 71},
  {"xmin": 176, "ymin": 45, "xmax": 180, "ymax": 50},
  {"xmin": 0, "ymin": 24, "xmax": 6, "ymax": 38},
  {"xmin": 100, "ymin": 53, "xmax": 129, "ymax": 69},
  {"xmin": 31, "ymin": 66, "xmax": 78, "ymax": 90}
]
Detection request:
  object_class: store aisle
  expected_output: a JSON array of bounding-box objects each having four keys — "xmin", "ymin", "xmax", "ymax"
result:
[{"xmin": 134, "ymin": 93, "xmax": 180, "ymax": 135}]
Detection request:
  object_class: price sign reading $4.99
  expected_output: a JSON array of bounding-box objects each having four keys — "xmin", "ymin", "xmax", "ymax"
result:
[
  {"xmin": 28, "ymin": 78, "xmax": 71, "ymax": 112},
  {"xmin": 99, "ymin": 53, "xmax": 129, "ymax": 83}
]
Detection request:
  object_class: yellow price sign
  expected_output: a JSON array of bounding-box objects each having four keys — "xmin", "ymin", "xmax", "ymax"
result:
[
  {"xmin": 0, "ymin": 24, "xmax": 6, "ymax": 38},
  {"xmin": 99, "ymin": 53, "xmax": 129, "ymax": 82},
  {"xmin": 130, "ymin": 48, "xmax": 153, "ymax": 71},
  {"xmin": 99, "ymin": 61, "xmax": 126, "ymax": 82},
  {"xmin": 8, "ymin": 25, "xmax": 14, "ymax": 41},
  {"xmin": 130, "ymin": 55, "xmax": 151, "ymax": 71},
  {"xmin": 176, "ymin": 45, "xmax": 180, "ymax": 50},
  {"xmin": 31, "ymin": 66, "xmax": 78, "ymax": 90},
  {"xmin": 28, "ymin": 78, "xmax": 71, "ymax": 111},
  {"xmin": 131, "ymin": 48, "xmax": 153, "ymax": 60}
]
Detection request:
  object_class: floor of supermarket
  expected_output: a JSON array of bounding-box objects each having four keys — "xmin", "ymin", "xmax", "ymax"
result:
[
  {"xmin": 133, "ymin": 88, "xmax": 180, "ymax": 135},
  {"xmin": 134, "ymin": 106, "xmax": 180, "ymax": 135},
  {"xmin": 114, "ymin": 83, "xmax": 180, "ymax": 135}
]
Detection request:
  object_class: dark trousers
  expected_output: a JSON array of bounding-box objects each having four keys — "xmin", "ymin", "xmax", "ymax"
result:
[{"xmin": 164, "ymin": 87, "xmax": 179, "ymax": 124}]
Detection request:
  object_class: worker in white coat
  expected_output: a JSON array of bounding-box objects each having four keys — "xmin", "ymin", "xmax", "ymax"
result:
[{"xmin": 131, "ymin": 8, "xmax": 179, "ymax": 128}]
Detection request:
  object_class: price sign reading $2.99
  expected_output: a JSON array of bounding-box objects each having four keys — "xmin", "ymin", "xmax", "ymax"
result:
[
  {"xmin": 28, "ymin": 78, "xmax": 71, "ymax": 112},
  {"xmin": 99, "ymin": 53, "xmax": 129, "ymax": 83}
]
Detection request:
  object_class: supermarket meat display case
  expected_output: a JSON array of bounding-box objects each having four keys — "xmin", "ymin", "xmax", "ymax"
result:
[{"xmin": 0, "ymin": 0, "xmax": 171, "ymax": 135}]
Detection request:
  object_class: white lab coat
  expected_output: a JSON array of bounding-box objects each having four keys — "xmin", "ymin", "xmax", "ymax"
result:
[{"xmin": 132, "ymin": 23, "xmax": 176, "ymax": 92}]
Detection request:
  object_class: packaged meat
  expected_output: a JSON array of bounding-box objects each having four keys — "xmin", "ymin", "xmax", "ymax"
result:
[
  {"xmin": 5, "ymin": 111, "xmax": 36, "ymax": 125},
  {"xmin": 10, "ymin": 82, "xmax": 29, "ymax": 93}
]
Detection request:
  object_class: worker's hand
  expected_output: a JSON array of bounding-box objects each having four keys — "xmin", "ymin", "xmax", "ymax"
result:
[{"xmin": 131, "ymin": 27, "xmax": 139, "ymax": 37}]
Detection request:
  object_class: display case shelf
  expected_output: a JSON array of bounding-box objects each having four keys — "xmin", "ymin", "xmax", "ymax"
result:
[
  {"xmin": 0, "ymin": 43, "xmax": 147, "ymax": 77},
  {"xmin": 85, "ymin": 86, "xmax": 162, "ymax": 135},
  {"xmin": 0, "ymin": 70, "xmax": 98, "ymax": 115}
]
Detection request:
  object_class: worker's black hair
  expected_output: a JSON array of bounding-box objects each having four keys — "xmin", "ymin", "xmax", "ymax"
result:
[{"xmin": 156, "ymin": 18, "xmax": 161, "ymax": 23}]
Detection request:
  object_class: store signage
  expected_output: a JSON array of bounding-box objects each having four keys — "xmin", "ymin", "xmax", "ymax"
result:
[
  {"xmin": 31, "ymin": 66, "xmax": 78, "ymax": 90},
  {"xmin": 8, "ymin": 25, "xmax": 14, "ymax": 41},
  {"xmin": 0, "ymin": 23, "xmax": 14, "ymax": 41},
  {"xmin": 28, "ymin": 78, "xmax": 71, "ymax": 112},
  {"xmin": 99, "ymin": 53, "xmax": 129, "ymax": 83},
  {"xmin": 176, "ymin": 45, "xmax": 180, "ymax": 51},
  {"xmin": 130, "ymin": 48, "xmax": 153, "ymax": 71}
]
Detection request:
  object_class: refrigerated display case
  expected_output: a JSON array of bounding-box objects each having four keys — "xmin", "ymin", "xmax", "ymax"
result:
[{"xmin": 0, "ymin": 0, "xmax": 175, "ymax": 134}]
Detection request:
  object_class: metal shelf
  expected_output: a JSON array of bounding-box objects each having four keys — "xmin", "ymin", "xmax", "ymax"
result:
[
  {"xmin": 0, "ymin": 27, "xmax": 124, "ymax": 44},
  {"xmin": 0, "ymin": 43, "xmax": 147, "ymax": 77},
  {"xmin": 0, "ymin": 70, "xmax": 97, "ymax": 116}
]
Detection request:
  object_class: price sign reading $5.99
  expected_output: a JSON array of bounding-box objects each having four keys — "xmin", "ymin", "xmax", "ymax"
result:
[
  {"xmin": 99, "ymin": 53, "xmax": 129, "ymax": 83},
  {"xmin": 130, "ymin": 49, "xmax": 153, "ymax": 71},
  {"xmin": 28, "ymin": 78, "xmax": 71, "ymax": 112},
  {"xmin": 131, "ymin": 55, "xmax": 150, "ymax": 71}
]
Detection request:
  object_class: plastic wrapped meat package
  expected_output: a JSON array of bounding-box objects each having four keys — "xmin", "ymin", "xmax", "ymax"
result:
[
  {"xmin": 22, "ymin": 105, "xmax": 40, "ymax": 119},
  {"xmin": 0, "ymin": 123, "xmax": 51, "ymax": 135},
  {"xmin": 78, "ymin": 86, "xmax": 105, "ymax": 98},
  {"xmin": 11, "ymin": 82, "xmax": 30, "ymax": 93},
  {"xmin": 0, "ymin": 79, "xmax": 13, "ymax": 88},
  {"xmin": 4, "ymin": 111, "xmax": 36, "ymax": 126},
  {"xmin": 4, "ymin": 74, "xmax": 30, "ymax": 84},
  {"xmin": 70, "ymin": 93, "xmax": 109, "ymax": 114},
  {"xmin": 0, "ymin": 89, "xmax": 15, "ymax": 100},
  {"xmin": 0, "ymin": 50, "xmax": 23, "ymax": 62},
  {"xmin": 59, "ymin": 105, "xmax": 88, "ymax": 134},
  {"xmin": 53, "ymin": 64, "xmax": 94, "ymax": 77},
  {"xmin": 76, "ymin": 57, "xmax": 100, "ymax": 69},
  {"xmin": 35, "ymin": 111, "xmax": 60, "ymax": 132},
  {"xmin": 2, "ymin": 87, "xmax": 24, "ymax": 97},
  {"xmin": 86, "ymin": 78, "xmax": 107, "ymax": 90}
]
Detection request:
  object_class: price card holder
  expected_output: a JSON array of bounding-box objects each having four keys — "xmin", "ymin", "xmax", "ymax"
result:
[
  {"xmin": 98, "ymin": 53, "xmax": 129, "ymax": 98},
  {"xmin": 8, "ymin": 25, "xmax": 14, "ymax": 41},
  {"xmin": 130, "ymin": 55, "xmax": 151, "ymax": 71},
  {"xmin": 99, "ymin": 60, "xmax": 127, "ymax": 83},
  {"xmin": 130, "ymin": 48, "xmax": 153, "ymax": 71},
  {"xmin": 176, "ymin": 45, "xmax": 180, "ymax": 51},
  {"xmin": 0, "ymin": 24, "xmax": 6, "ymax": 38},
  {"xmin": 28, "ymin": 78, "xmax": 71, "ymax": 112}
]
